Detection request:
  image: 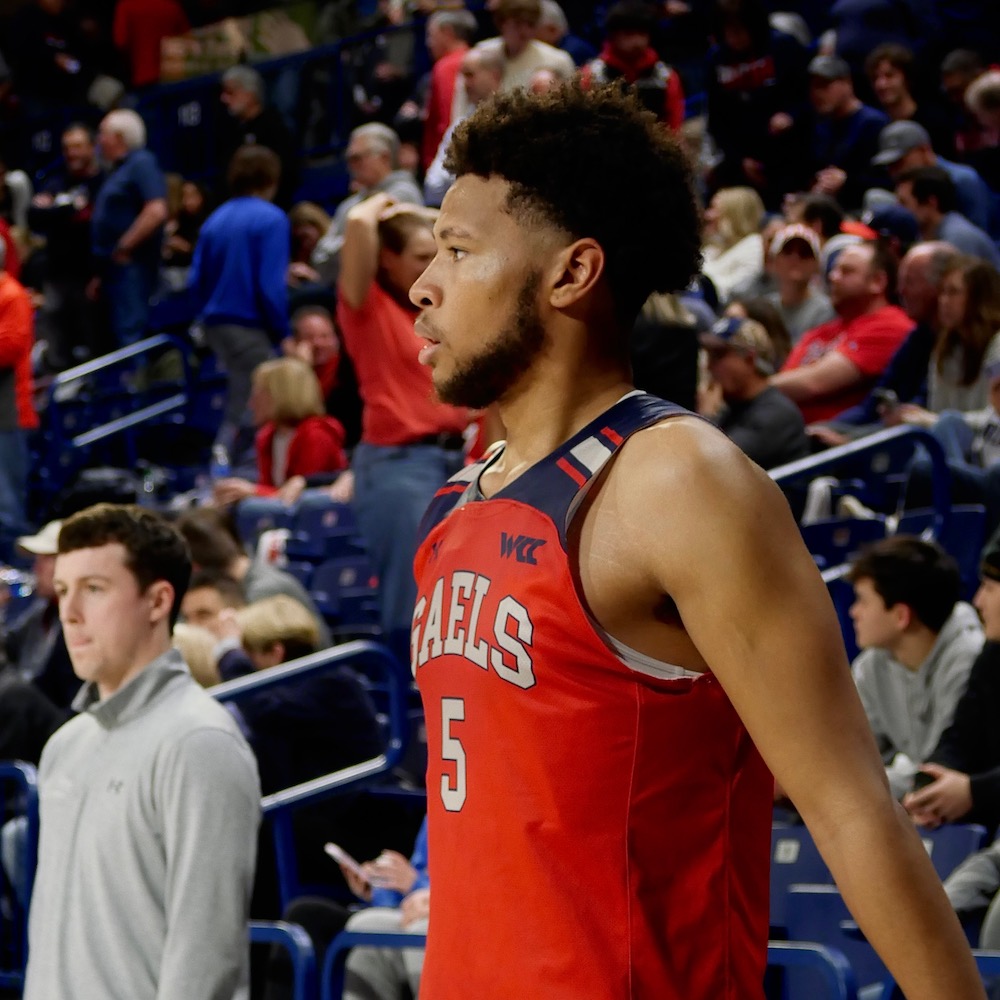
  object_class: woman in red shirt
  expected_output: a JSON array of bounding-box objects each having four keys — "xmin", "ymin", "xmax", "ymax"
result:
[{"xmin": 212, "ymin": 357, "xmax": 347, "ymax": 505}]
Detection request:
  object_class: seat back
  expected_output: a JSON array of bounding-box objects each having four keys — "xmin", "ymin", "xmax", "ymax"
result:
[
  {"xmin": 920, "ymin": 823, "xmax": 988, "ymax": 881},
  {"xmin": 770, "ymin": 825, "xmax": 832, "ymax": 933}
]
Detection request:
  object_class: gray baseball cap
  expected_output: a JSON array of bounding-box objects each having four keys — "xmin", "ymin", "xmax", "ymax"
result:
[{"xmin": 872, "ymin": 120, "xmax": 932, "ymax": 167}]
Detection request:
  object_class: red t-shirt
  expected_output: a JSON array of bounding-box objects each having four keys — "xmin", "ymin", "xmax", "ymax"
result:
[
  {"xmin": 0, "ymin": 273, "xmax": 37, "ymax": 430},
  {"xmin": 781, "ymin": 305, "xmax": 914, "ymax": 423},
  {"xmin": 336, "ymin": 282, "xmax": 469, "ymax": 446},
  {"xmin": 421, "ymin": 48, "xmax": 467, "ymax": 171}
]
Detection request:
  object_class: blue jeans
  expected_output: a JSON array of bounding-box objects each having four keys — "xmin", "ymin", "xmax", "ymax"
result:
[
  {"xmin": 906, "ymin": 411, "xmax": 1000, "ymax": 532},
  {"xmin": 104, "ymin": 260, "xmax": 157, "ymax": 347},
  {"xmin": 0, "ymin": 429, "xmax": 28, "ymax": 558},
  {"xmin": 352, "ymin": 442, "xmax": 464, "ymax": 662}
]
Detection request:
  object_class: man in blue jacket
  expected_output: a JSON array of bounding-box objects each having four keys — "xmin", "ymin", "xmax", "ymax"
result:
[{"xmin": 189, "ymin": 144, "xmax": 289, "ymax": 459}]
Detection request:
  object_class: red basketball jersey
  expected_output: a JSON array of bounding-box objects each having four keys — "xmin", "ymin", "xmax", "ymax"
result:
[{"xmin": 412, "ymin": 392, "xmax": 772, "ymax": 999}]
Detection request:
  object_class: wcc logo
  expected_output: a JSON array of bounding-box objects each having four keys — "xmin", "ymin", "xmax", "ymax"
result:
[{"xmin": 500, "ymin": 532, "xmax": 546, "ymax": 565}]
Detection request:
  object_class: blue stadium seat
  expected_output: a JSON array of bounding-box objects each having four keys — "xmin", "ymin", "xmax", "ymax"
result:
[
  {"xmin": 919, "ymin": 823, "xmax": 988, "ymax": 882},
  {"xmin": 765, "ymin": 941, "xmax": 859, "ymax": 1000},
  {"xmin": 770, "ymin": 825, "xmax": 832, "ymax": 934},
  {"xmin": 311, "ymin": 556, "xmax": 378, "ymax": 622},
  {"xmin": 285, "ymin": 494, "xmax": 362, "ymax": 563},
  {"xmin": 896, "ymin": 505, "xmax": 988, "ymax": 598},
  {"xmin": 800, "ymin": 517, "xmax": 888, "ymax": 571},
  {"xmin": 233, "ymin": 498, "xmax": 294, "ymax": 550},
  {"xmin": 785, "ymin": 885, "xmax": 886, "ymax": 994}
]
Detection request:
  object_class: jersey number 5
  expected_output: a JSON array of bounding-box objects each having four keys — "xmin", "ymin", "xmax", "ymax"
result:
[{"xmin": 441, "ymin": 697, "xmax": 466, "ymax": 811}]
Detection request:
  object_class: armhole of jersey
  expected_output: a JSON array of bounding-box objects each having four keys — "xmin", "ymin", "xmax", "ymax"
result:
[{"xmin": 564, "ymin": 412, "xmax": 705, "ymax": 683}]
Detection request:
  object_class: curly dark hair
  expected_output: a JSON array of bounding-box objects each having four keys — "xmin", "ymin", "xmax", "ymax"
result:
[{"xmin": 444, "ymin": 83, "xmax": 702, "ymax": 325}]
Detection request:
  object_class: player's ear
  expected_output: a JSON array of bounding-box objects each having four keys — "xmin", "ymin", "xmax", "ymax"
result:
[{"xmin": 548, "ymin": 238, "xmax": 605, "ymax": 310}]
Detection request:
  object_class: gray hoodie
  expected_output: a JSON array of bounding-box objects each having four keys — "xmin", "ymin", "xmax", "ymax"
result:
[{"xmin": 852, "ymin": 602, "xmax": 984, "ymax": 798}]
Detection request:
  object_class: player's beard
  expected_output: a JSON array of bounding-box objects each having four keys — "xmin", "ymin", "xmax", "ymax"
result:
[{"xmin": 435, "ymin": 270, "xmax": 546, "ymax": 409}]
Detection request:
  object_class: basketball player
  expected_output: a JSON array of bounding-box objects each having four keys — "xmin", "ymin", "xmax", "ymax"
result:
[{"xmin": 406, "ymin": 85, "xmax": 985, "ymax": 998}]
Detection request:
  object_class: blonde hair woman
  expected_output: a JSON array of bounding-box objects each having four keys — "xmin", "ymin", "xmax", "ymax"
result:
[
  {"xmin": 212, "ymin": 357, "xmax": 348, "ymax": 505},
  {"xmin": 701, "ymin": 186, "xmax": 767, "ymax": 304},
  {"xmin": 237, "ymin": 594, "xmax": 322, "ymax": 668}
]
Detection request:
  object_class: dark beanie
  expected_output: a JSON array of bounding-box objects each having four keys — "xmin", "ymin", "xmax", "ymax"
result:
[{"xmin": 981, "ymin": 526, "xmax": 1000, "ymax": 582}]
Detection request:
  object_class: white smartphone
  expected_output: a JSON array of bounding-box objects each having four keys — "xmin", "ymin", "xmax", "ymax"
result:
[{"xmin": 324, "ymin": 842, "xmax": 367, "ymax": 883}]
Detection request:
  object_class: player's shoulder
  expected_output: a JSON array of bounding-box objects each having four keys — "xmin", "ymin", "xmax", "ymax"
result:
[{"xmin": 610, "ymin": 414, "xmax": 788, "ymax": 526}]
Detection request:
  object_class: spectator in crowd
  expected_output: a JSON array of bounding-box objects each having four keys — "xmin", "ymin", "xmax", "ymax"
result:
[
  {"xmin": 863, "ymin": 202, "xmax": 921, "ymax": 263},
  {"xmin": 939, "ymin": 563, "xmax": 1000, "ymax": 948},
  {"xmin": 175, "ymin": 506, "xmax": 332, "ymax": 648},
  {"xmin": 904, "ymin": 534, "xmax": 1000, "ymax": 838},
  {"xmin": 161, "ymin": 179, "xmax": 208, "ymax": 272},
  {"xmin": 872, "ymin": 120, "xmax": 996, "ymax": 238},
  {"xmin": 211, "ymin": 357, "xmax": 347, "ymax": 506},
  {"xmin": 814, "ymin": 241, "xmax": 961, "ymax": 440},
  {"xmin": 848, "ymin": 536, "xmax": 981, "ymax": 799},
  {"xmin": 965, "ymin": 70, "xmax": 1000, "ymax": 135},
  {"xmin": 536, "ymin": 0, "xmax": 594, "ymax": 67},
  {"xmin": 188, "ymin": 145, "xmax": 288, "ymax": 463},
  {"xmin": 896, "ymin": 166, "xmax": 1000, "ymax": 268},
  {"xmin": 865, "ymin": 42, "xmax": 955, "ymax": 158},
  {"xmin": 807, "ymin": 54, "xmax": 890, "ymax": 213},
  {"xmin": 700, "ymin": 185, "xmax": 766, "ymax": 304},
  {"xmin": 179, "ymin": 568, "xmax": 246, "ymax": 635},
  {"xmin": 311, "ymin": 123, "xmax": 423, "ymax": 289},
  {"xmin": 941, "ymin": 48, "xmax": 1000, "ymax": 190},
  {"xmin": 2, "ymin": 520, "xmax": 78, "ymax": 711},
  {"xmin": 90, "ymin": 109, "xmax": 168, "ymax": 349},
  {"xmin": 421, "ymin": 8, "xmax": 477, "ymax": 173},
  {"xmin": 22, "ymin": 504, "xmax": 260, "ymax": 1000},
  {"xmin": 772, "ymin": 241, "xmax": 914, "ymax": 423},
  {"xmin": 287, "ymin": 201, "xmax": 331, "ymax": 288},
  {"xmin": 282, "ymin": 304, "xmax": 363, "ymax": 450},
  {"xmin": 794, "ymin": 191, "xmax": 845, "ymax": 246},
  {"xmin": 336, "ymin": 192, "xmax": 469, "ymax": 660},
  {"xmin": 28, "ymin": 123, "xmax": 103, "ymax": 372},
  {"xmin": 424, "ymin": 46, "xmax": 504, "ymax": 209},
  {"xmin": 265, "ymin": 818, "xmax": 429, "ymax": 1000},
  {"xmin": 964, "ymin": 69, "xmax": 1000, "ymax": 196},
  {"xmin": 724, "ymin": 296, "xmax": 793, "ymax": 368},
  {"xmin": 705, "ymin": 0, "xmax": 811, "ymax": 206},
  {"xmin": 112, "ymin": 0, "xmax": 189, "ymax": 89},
  {"xmin": 629, "ymin": 292, "xmax": 700, "ymax": 411},
  {"xmin": 0, "ymin": 672, "xmax": 69, "ymax": 764},
  {"xmin": 904, "ymin": 257, "xmax": 1000, "ymax": 417},
  {"xmin": 340, "ymin": 822, "xmax": 430, "ymax": 1000},
  {"xmin": 8, "ymin": 0, "xmax": 96, "ymax": 110},
  {"xmin": 698, "ymin": 315, "xmax": 809, "ymax": 469},
  {"xmin": 764, "ymin": 222, "xmax": 835, "ymax": 342},
  {"xmin": 169, "ymin": 622, "xmax": 220, "ymax": 688},
  {"xmin": 475, "ymin": 0, "xmax": 575, "ymax": 93},
  {"xmin": 579, "ymin": 1, "xmax": 685, "ymax": 131},
  {"xmin": 220, "ymin": 65, "xmax": 298, "ymax": 208},
  {"xmin": 0, "ymin": 153, "xmax": 33, "ymax": 237},
  {"xmin": 0, "ymin": 237, "xmax": 36, "ymax": 552}
]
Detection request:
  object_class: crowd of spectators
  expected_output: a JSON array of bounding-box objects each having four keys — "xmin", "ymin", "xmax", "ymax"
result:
[{"xmin": 7, "ymin": 0, "xmax": 1000, "ymax": 992}]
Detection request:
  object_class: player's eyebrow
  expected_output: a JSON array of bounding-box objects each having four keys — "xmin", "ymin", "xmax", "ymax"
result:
[{"xmin": 436, "ymin": 226, "xmax": 476, "ymax": 242}]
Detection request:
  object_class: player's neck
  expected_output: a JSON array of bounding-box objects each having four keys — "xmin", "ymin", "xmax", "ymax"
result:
[{"xmin": 495, "ymin": 359, "xmax": 633, "ymax": 471}]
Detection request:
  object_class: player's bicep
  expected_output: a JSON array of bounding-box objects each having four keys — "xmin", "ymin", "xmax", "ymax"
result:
[{"xmin": 633, "ymin": 436, "xmax": 889, "ymax": 815}]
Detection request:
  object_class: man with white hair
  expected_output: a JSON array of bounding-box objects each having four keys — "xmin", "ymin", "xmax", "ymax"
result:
[
  {"xmin": 220, "ymin": 65, "xmax": 297, "ymax": 207},
  {"xmin": 0, "ymin": 235, "xmax": 36, "ymax": 559},
  {"xmin": 91, "ymin": 108, "xmax": 168, "ymax": 348},
  {"xmin": 310, "ymin": 123, "xmax": 422, "ymax": 287}
]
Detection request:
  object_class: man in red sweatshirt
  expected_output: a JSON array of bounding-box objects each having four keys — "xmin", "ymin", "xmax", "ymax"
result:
[{"xmin": 0, "ymin": 238, "xmax": 37, "ymax": 556}]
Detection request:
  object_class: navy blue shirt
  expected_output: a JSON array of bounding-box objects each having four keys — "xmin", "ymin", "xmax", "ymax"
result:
[{"xmin": 91, "ymin": 149, "xmax": 166, "ymax": 264}]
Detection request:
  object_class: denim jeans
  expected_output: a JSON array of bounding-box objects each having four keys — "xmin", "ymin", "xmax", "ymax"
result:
[
  {"xmin": 104, "ymin": 260, "xmax": 158, "ymax": 348},
  {"xmin": 352, "ymin": 442, "xmax": 464, "ymax": 663},
  {"xmin": 0, "ymin": 429, "xmax": 28, "ymax": 557}
]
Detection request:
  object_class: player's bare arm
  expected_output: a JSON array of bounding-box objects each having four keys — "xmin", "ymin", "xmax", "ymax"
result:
[{"xmin": 575, "ymin": 415, "xmax": 985, "ymax": 1000}]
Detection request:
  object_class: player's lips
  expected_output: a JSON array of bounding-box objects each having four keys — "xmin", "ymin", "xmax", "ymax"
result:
[{"xmin": 415, "ymin": 317, "xmax": 443, "ymax": 366}]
